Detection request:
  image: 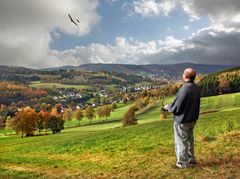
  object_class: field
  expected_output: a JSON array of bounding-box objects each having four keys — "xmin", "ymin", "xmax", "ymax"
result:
[
  {"xmin": 67, "ymin": 102, "xmax": 134, "ymax": 127},
  {"xmin": 30, "ymin": 81, "xmax": 90, "ymax": 89},
  {"xmin": 0, "ymin": 93, "xmax": 240, "ymax": 178}
]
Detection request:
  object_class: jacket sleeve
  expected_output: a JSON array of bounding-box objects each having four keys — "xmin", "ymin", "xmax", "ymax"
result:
[{"xmin": 168, "ymin": 86, "xmax": 188, "ymax": 114}]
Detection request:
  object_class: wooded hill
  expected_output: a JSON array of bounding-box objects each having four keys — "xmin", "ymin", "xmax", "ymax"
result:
[
  {"xmin": 0, "ymin": 66, "xmax": 148, "ymax": 85},
  {"xmin": 198, "ymin": 66, "xmax": 240, "ymax": 96},
  {"xmin": 43, "ymin": 63, "xmax": 233, "ymax": 80}
]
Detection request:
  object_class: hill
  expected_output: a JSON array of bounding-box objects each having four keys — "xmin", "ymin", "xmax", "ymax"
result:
[
  {"xmin": 0, "ymin": 92, "xmax": 239, "ymax": 178},
  {"xmin": 43, "ymin": 63, "xmax": 233, "ymax": 79},
  {"xmin": 0, "ymin": 65, "xmax": 147, "ymax": 85},
  {"xmin": 198, "ymin": 66, "xmax": 240, "ymax": 96}
]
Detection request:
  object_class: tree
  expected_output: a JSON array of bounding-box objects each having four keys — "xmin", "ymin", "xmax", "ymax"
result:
[
  {"xmin": 96, "ymin": 107, "xmax": 104, "ymax": 121},
  {"xmin": 229, "ymin": 75, "xmax": 240, "ymax": 93},
  {"xmin": 218, "ymin": 78, "xmax": 229, "ymax": 94},
  {"xmin": 85, "ymin": 106, "xmax": 95, "ymax": 124},
  {"xmin": 39, "ymin": 110, "xmax": 51, "ymax": 135},
  {"xmin": 5, "ymin": 117, "xmax": 13, "ymax": 135},
  {"xmin": 48, "ymin": 115, "xmax": 64, "ymax": 134},
  {"xmin": 75, "ymin": 108, "xmax": 84, "ymax": 126},
  {"xmin": 48, "ymin": 107, "xmax": 64, "ymax": 134},
  {"xmin": 135, "ymin": 97, "xmax": 148, "ymax": 110},
  {"xmin": 63, "ymin": 108, "xmax": 72, "ymax": 127},
  {"xmin": 122, "ymin": 106, "xmax": 138, "ymax": 127},
  {"xmin": 199, "ymin": 76, "xmax": 219, "ymax": 96},
  {"xmin": 36, "ymin": 111, "xmax": 45, "ymax": 135},
  {"xmin": 122, "ymin": 94, "xmax": 129, "ymax": 104},
  {"xmin": 102, "ymin": 105, "xmax": 111, "ymax": 121},
  {"xmin": 50, "ymin": 106, "xmax": 61, "ymax": 116},
  {"xmin": 12, "ymin": 106, "xmax": 37, "ymax": 138},
  {"xmin": 111, "ymin": 103, "xmax": 117, "ymax": 112},
  {"xmin": 54, "ymin": 103, "xmax": 62, "ymax": 113}
]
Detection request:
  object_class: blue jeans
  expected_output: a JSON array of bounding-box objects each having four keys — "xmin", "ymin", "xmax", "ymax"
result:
[{"xmin": 174, "ymin": 121, "xmax": 197, "ymax": 166}]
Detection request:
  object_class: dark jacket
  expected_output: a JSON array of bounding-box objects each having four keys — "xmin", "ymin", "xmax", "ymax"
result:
[{"xmin": 168, "ymin": 81, "xmax": 201, "ymax": 124}]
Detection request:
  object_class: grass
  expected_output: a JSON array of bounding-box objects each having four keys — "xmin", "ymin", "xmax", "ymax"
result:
[
  {"xmin": 0, "ymin": 92, "xmax": 240, "ymax": 178},
  {"xmin": 200, "ymin": 92, "xmax": 240, "ymax": 112},
  {"xmin": 30, "ymin": 81, "xmax": 90, "ymax": 89},
  {"xmin": 67, "ymin": 102, "xmax": 133, "ymax": 127}
]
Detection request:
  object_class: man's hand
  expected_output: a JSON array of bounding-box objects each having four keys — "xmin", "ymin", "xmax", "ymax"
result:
[
  {"xmin": 163, "ymin": 104, "xmax": 169, "ymax": 110},
  {"xmin": 162, "ymin": 104, "xmax": 169, "ymax": 111}
]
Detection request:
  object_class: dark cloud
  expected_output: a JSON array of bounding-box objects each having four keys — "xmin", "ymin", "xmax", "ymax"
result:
[{"xmin": 145, "ymin": 29, "xmax": 240, "ymax": 65}]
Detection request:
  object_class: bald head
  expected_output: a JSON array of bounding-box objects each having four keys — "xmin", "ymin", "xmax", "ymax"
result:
[{"xmin": 183, "ymin": 68, "xmax": 197, "ymax": 82}]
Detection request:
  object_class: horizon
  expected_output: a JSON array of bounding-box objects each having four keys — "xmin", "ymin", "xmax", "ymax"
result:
[
  {"xmin": 0, "ymin": 0, "xmax": 240, "ymax": 68},
  {"xmin": 0, "ymin": 62, "xmax": 234, "ymax": 71}
]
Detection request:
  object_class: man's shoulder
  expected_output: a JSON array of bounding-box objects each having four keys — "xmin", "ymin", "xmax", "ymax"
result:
[{"xmin": 182, "ymin": 82, "xmax": 200, "ymax": 91}]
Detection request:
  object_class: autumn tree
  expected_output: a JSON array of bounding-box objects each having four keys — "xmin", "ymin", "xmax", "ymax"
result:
[
  {"xmin": 48, "ymin": 106, "xmax": 65, "ymax": 134},
  {"xmin": 135, "ymin": 97, "xmax": 149, "ymax": 110},
  {"xmin": 85, "ymin": 106, "xmax": 95, "ymax": 124},
  {"xmin": 122, "ymin": 94, "xmax": 129, "ymax": 104},
  {"xmin": 111, "ymin": 103, "xmax": 117, "ymax": 112},
  {"xmin": 50, "ymin": 105, "xmax": 61, "ymax": 117},
  {"xmin": 54, "ymin": 103, "xmax": 62, "ymax": 113},
  {"xmin": 41, "ymin": 103, "xmax": 52, "ymax": 112},
  {"xmin": 96, "ymin": 107, "xmax": 104, "ymax": 121},
  {"xmin": 102, "ymin": 105, "xmax": 111, "ymax": 121},
  {"xmin": 0, "ymin": 116, "xmax": 5, "ymax": 129},
  {"xmin": 12, "ymin": 107, "xmax": 37, "ymax": 138},
  {"xmin": 75, "ymin": 108, "xmax": 84, "ymax": 126},
  {"xmin": 5, "ymin": 117, "xmax": 13, "ymax": 135},
  {"xmin": 49, "ymin": 107, "xmax": 64, "ymax": 134},
  {"xmin": 63, "ymin": 108, "xmax": 72, "ymax": 127},
  {"xmin": 122, "ymin": 106, "xmax": 138, "ymax": 127},
  {"xmin": 218, "ymin": 77, "xmax": 230, "ymax": 94},
  {"xmin": 36, "ymin": 111, "xmax": 46, "ymax": 135},
  {"xmin": 39, "ymin": 110, "xmax": 51, "ymax": 135}
]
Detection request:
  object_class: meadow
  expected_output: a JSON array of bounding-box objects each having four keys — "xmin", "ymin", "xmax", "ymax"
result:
[
  {"xmin": 30, "ymin": 81, "xmax": 90, "ymax": 89},
  {"xmin": 0, "ymin": 92, "xmax": 240, "ymax": 178}
]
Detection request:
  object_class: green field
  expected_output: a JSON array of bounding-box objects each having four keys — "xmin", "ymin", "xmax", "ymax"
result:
[
  {"xmin": 30, "ymin": 81, "xmax": 90, "ymax": 89},
  {"xmin": 67, "ymin": 102, "xmax": 134, "ymax": 127},
  {"xmin": 0, "ymin": 93, "xmax": 240, "ymax": 178}
]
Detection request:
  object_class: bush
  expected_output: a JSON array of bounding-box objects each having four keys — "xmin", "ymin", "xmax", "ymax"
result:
[{"xmin": 48, "ymin": 116, "xmax": 64, "ymax": 134}]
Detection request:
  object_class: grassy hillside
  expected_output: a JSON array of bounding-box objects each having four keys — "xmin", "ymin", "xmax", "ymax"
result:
[
  {"xmin": 67, "ymin": 102, "xmax": 133, "ymax": 127},
  {"xmin": 30, "ymin": 81, "xmax": 90, "ymax": 89},
  {"xmin": 0, "ymin": 93, "xmax": 240, "ymax": 178}
]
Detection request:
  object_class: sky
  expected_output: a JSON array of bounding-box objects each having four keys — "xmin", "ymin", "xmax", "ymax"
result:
[{"xmin": 0, "ymin": 0, "xmax": 240, "ymax": 68}]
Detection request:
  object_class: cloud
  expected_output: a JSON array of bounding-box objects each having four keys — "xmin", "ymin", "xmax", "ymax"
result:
[
  {"xmin": 0, "ymin": 0, "xmax": 240, "ymax": 68},
  {"xmin": 146, "ymin": 28, "xmax": 240, "ymax": 65},
  {"xmin": 184, "ymin": 25, "xmax": 189, "ymax": 30},
  {"xmin": 180, "ymin": 0, "xmax": 240, "ymax": 30},
  {"xmin": 123, "ymin": 0, "xmax": 176, "ymax": 18},
  {"xmin": 105, "ymin": 0, "xmax": 118, "ymax": 5},
  {"xmin": 0, "ymin": 0, "xmax": 100, "ymax": 68},
  {"xmin": 49, "ymin": 37, "xmax": 162, "ymax": 66},
  {"xmin": 50, "ymin": 26, "xmax": 240, "ymax": 66},
  {"xmin": 127, "ymin": 0, "xmax": 240, "ymax": 31}
]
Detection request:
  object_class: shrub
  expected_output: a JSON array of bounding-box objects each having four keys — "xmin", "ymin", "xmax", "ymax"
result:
[{"xmin": 48, "ymin": 115, "xmax": 64, "ymax": 134}]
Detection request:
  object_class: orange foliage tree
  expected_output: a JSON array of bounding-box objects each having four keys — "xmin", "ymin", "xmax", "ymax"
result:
[{"xmin": 12, "ymin": 106, "xmax": 37, "ymax": 138}]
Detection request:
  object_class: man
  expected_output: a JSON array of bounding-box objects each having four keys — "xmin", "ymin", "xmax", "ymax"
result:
[{"xmin": 163, "ymin": 68, "xmax": 201, "ymax": 169}]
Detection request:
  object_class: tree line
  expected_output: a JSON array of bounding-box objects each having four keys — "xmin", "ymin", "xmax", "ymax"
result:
[
  {"xmin": 1, "ymin": 102, "xmax": 118, "ymax": 138},
  {"xmin": 198, "ymin": 72, "xmax": 240, "ymax": 97}
]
